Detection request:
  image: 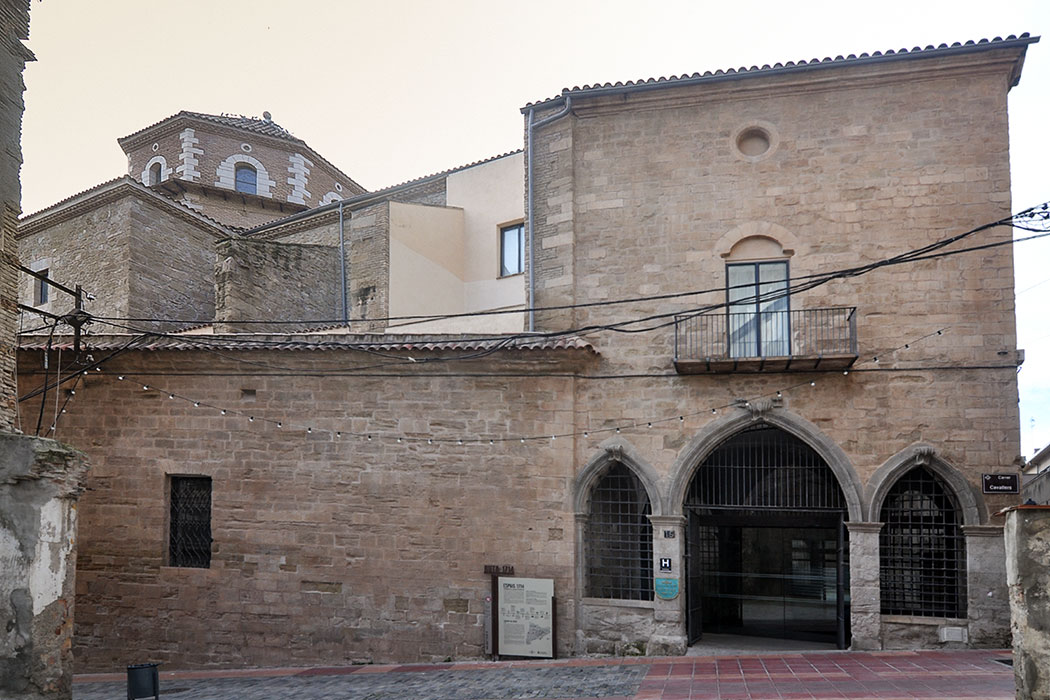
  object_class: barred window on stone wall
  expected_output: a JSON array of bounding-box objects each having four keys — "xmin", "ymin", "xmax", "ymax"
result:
[
  {"xmin": 879, "ymin": 466, "xmax": 966, "ymax": 618},
  {"xmin": 585, "ymin": 462, "xmax": 654, "ymax": 600},
  {"xmin": 169, "ymin": 475, "xmax": 212, "ymax": 568}
]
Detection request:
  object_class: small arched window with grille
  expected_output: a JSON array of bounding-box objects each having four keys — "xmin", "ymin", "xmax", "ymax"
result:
[
  {"xmin": 879, "ymin": 466, "xmax": 967, "ymax": 618},
  {"xmin": 585, "ymin": 462, "xmax": 653, "ymax": 600},
  {"xmin": 235, "ymin": 164, "xmax": 258, "ymax": 194},
  {"xmin": 149, "ymin": 162, "xmax": 163, "ymax": 186}
]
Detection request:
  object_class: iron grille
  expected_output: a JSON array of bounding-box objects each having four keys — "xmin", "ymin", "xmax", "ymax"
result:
[
  {"xmin": 879, "ymin": 467, "xmax": 966, "ymax": 617},
  {"xmin": 674, "ymin": 307, "xmax": 857, "ymax": 361},
  {"xmin": 685, "ymin": 424, "xmax": 847, "ymax": 512},
  {"xmin": 585, "ymin": 463, "xmax": 654, "ymax": 600},
  {"xmin": 169, "ymin": 476, "xmax": 212, "ymax": 568}
]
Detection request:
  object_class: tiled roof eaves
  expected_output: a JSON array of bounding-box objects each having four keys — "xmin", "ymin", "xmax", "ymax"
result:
[
  {"xmin": 118, "ymin": 110, "xmax": 303, "ymax": 148},
  {"xmin": 244, "ymin": 150, "xmax": 523, "ymax": 237},
  {"xmin": 117, "ymin": 111, "xmax": 363, "ymax": 191},
  {"xmin": 17, "ymin": 176, "xmax": 233, "ymax": 238},
  {"xmin": 17, "ymin": 333, "xmax": 597, "ymax": 355},
  {"xmin": 522, "ymin": 34, "xmax": 1039, "ymax": 111}
]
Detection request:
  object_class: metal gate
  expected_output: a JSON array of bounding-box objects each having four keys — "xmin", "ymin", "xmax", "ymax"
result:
[{"xmin": 684, "ymin": 424, "xmax": 850, "ymax": 647}]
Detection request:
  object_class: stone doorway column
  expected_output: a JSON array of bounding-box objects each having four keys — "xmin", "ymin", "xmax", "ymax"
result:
[
  {"xmin": 648, "ymin": 515, "xmax": 686, "ymax": 655},
  {"xmin": 846, "ymin": 521, "xmax": 883, "ymax": 650}
]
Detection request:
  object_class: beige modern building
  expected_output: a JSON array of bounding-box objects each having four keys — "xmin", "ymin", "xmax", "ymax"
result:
[{"xmin": 15, "ymin": 34, "xmax": 1036, "ymax": 671}]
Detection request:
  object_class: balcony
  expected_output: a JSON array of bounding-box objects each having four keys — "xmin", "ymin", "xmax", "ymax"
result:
[{"xmin": 674, "ymin": 307, "xmax": 858, "ymax": 374}]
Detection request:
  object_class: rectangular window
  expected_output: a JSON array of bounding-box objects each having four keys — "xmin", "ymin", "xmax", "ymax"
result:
[
  {"xmin": 499, "ymin": 223, "xmax": 524, "ymax": 277},
  {"xmin": 168, "ymin": 475, "xmax": 212, "ymax": 568},
  {"xmin": 726, "ymin": 261, "xmax": 789, "ymax": 358},
  {"xmin": 34, "ymin": 268, "xmax": 49, "ymax": 305}
]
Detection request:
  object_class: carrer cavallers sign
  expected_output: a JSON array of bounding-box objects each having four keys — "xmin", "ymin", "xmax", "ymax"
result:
[{"xmin": 982, "ymin": 473, "xmax": 1020, "ymax": 494}]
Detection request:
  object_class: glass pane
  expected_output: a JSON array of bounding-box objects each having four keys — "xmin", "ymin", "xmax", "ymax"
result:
[
  {"xmin": 728, "ymin": 265, "xmax": 757, "ymax": 357},
  {"xmin": 759, "ymin": 262, "xmax": 789, "ymax": 356},
  {"xmin": 727, "ymin": 265, "xmax": 756, "ymax": 310},
  {"xmin": 501, "ymin": 225, "xmax": 522, "ymax": 276},
  {"xmin": 235, "ymin": 166, "xmax": 257, "ymax": 194},
  {"xmin": 518, "ymin": 226, "xmax": 525, "ymax": 273}
]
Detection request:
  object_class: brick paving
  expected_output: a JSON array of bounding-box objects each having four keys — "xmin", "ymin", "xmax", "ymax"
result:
[{"xmin": 74, "ymin": 650, "xmax": 1015, "ymax": 699}]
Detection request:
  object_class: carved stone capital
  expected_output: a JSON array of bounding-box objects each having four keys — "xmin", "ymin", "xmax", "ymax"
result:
[{"xmin": 846, "ymin": 521, "xmax": 884, "ymax": 534}]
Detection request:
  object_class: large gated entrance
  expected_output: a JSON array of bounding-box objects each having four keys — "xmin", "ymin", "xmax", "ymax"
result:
[{"xmin": 684, "ymin": 424, "xmax": 851, "ymax": 648}]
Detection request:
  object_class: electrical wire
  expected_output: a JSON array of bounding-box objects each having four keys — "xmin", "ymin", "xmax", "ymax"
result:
[
  {"xmin": 17, "ymin": 204, "xmax": 1047, "ymax": 394},
  {"xmin": 82, "ymin": 202, "xmax": 1049, "ymax": 328}
]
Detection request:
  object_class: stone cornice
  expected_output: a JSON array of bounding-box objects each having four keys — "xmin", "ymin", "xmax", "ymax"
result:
[
  {"xmin": 250, "ymin": 207, "xmax": 344, "ymax": 241},
  {"xmin": 961, "ymin": 524, "xmax": 1004, "ymax": 537},
  {"xmin": 846, "ymin": 522, "xmax": 884, "ymax": 534},
  {"xmin": 648, "ymin": 515, "xmax": 686, "ymax": 527},
  {"xmin": 524, "ymin": 35, "xmax": 1036, "ymax": 112},
  {"xmin": 567, "ymin": 49, "xmax": 1029, "ymax": 119},
  {"xmin": 17, "ymin": 177, "xmax": 232, "ymax": 239}
]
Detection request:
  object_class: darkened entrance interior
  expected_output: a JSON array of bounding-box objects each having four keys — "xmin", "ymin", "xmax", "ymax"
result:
[{"xmin": 685, "ymin": 424, "xmax": 850, "ymax": 648}]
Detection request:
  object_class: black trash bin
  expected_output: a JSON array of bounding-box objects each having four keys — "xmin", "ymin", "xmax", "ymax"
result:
[{"xmin": 127, "ymin": 662, "xmax": 160, "ymax": 700}]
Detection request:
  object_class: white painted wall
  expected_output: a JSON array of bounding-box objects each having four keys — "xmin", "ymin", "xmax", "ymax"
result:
[{"xmin": 386, "ymin": 153, "xmax": 526, "ymax": 334}]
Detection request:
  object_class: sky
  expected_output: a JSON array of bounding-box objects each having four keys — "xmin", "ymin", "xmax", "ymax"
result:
[{"xmin": 17, "ymin": 0, "xmax": 1050, "ymax": 458}]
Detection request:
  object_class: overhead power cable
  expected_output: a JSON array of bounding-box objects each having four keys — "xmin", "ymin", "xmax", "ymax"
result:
[
  {"xmin": 79, "ymin": 201, "xmax": 1049, "ymax": 328},
  {"xmin": 16, "ymin": 203, "xmax": 1047, "ymax": 392}
]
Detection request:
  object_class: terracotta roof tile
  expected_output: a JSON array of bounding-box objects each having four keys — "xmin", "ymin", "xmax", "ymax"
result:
[
  {"xmin": 119, "ymin": 110, "xmax": 305, "ymax": 146},
  {"xmin": 18, "ymin": 333, "xmax": 597, "ymax": 355},
  {"xmin": 524, "ymin": 34, "xmax": 1038, "ymax": 109},
  {"xmin": 244, "ymin": 150, "xmax": 523, "ymax": 236}
]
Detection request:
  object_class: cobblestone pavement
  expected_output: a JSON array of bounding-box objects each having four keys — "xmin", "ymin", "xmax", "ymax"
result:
[{"xmin": 73, "ymin": 650, "xmax": 1015, "ymax": 699}]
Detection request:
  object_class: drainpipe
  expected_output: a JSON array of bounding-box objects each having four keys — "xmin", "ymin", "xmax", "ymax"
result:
[
  {"xmin": 526, "ymin": 96, "xmax": 572, "ymax": 332},
  {"xmin": 338, "ymin": 201, "xmax": 349, "ymax": 326}
]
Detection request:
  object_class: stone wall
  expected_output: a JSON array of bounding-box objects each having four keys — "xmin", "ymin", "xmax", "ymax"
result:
[
  {"xmin": 17, "ymin": 190, "xmax": 223, "ymax": 333},
  {"xmin": 249, "ymin": 174, "xmax": 450, "ymax": 333},
  {"xmin": 528, "ymin": 47, "xmax": 1025, "ymax": 650},
  {"xmin": 0, "ymin": 433, "xmax": 88, "ymax": 700},
  {"xmin": 1023, "ymin": 469, "xmax": 1050, "ymax": 505},
  {"xmin": 126, "ymin": 197, "xmax": 221, "ymax": 330},
  {"xmin": 17, "ymin": 346, "xmax": 593, "ymax": 671},
  {"xmin": 1004, "ymin": 505, "xmax": 1050, "ymax": 700},
  {"xmin": 17, "ymin": 196, "xmax": 134, "ymax": 326},
  {"xmin": 215, "ymin": 238, "xmax": 341, "ymax": 332},
  {"xmin": 0, "ymin": 0, "xmax": 32, "ymax": 431}
]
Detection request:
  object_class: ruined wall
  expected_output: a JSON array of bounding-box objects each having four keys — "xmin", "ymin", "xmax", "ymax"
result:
[
  {"xmin": 214, "ymin": 238, "xmax": 340, "ymax": 332},
  {"xmin": 1005, "ymin": 506, "xmax": 1050, "ymax": 700},
  {"xmin": 0, "ymin": 434, "xmax": 88, "ymax": 699}
]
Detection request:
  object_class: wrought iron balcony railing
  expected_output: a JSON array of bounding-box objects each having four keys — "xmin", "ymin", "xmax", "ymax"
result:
[{"xmin": 674, "ymin": 307, "xmax": 858, "ymax": 373}]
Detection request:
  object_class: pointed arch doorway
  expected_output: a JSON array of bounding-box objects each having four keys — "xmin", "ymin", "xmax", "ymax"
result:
[{"xmin": 684, "ymin": 423, "xmax": 851, "ymax": 648}]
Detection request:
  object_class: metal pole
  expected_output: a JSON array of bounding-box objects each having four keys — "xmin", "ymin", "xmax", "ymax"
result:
[{"xmin": 338, "ymin": 201, "xmax": 348, "ymax": 326}]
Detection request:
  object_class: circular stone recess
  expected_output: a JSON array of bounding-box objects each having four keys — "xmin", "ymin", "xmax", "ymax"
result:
[{"xmin": 736, "ymin": 127, "xmax": 771, "ymax": 157}]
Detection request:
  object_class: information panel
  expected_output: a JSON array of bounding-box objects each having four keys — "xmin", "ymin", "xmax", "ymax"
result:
[{"xmin": 496, "ymin": 576, "xmax": 554, "ymax": 658}]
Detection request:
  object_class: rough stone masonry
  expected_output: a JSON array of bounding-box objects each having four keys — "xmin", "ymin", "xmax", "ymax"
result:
[{"xmin": 0, "ymin": 435, "xmax": 88, "ymax": 700}]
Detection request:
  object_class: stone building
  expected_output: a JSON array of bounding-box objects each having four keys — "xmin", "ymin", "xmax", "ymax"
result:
[{"xmin": 14, "ymin": 34, "xmax": 1037, "ymax": 671}]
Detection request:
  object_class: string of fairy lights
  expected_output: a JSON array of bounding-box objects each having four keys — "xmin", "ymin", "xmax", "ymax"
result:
[{"xmin": 32, "ymin": 325, "xmax": 966, "ymax": 444}]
